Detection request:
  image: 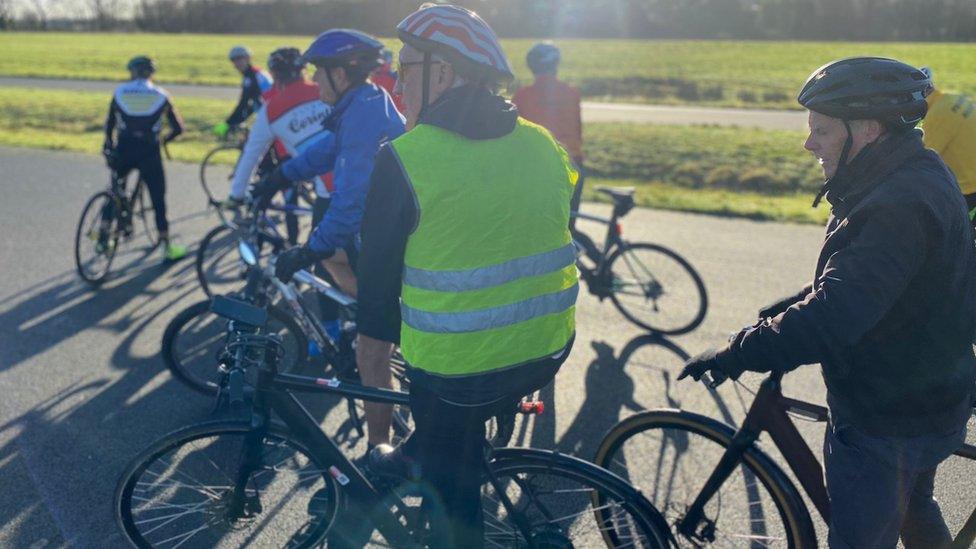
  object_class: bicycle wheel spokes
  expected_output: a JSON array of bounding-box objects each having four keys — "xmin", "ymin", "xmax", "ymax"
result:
[
  {"xmin": 609, "ymin": 243, "xmax": 707, "ymax": 335},
  {"xmin": 603, "ymin": 421, "xmax": 792, "ymax": 547},
  {"xmin": 74, "ymin": 192, "xmax": 117, "ymax": 284},
  {"xmin": 119, "ymin": 426, "xmax": 338, "ymax": 548},
  {"xmin": 484, "ymin": 460, "xmax": 663, "ymax": 547}
]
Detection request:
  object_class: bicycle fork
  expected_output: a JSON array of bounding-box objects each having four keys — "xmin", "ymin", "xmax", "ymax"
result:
[
  {"xmin": 677, "ymin": 426, "xmax": 760, "ymax": 542},
  {"xmin": 227, "ymin": 420, "xmax": 268, "ymax": 521}
]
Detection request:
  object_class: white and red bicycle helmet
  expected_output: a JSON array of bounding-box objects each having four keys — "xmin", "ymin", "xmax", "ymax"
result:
[{"xmin": 396, "ymin": 4, "xmax": 514, "ymax": 84}]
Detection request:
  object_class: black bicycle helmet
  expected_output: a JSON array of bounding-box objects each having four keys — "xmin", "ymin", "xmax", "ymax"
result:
[
  {"xmin": 798, "ymin": 57, "xmax": 932, "ymax": 130},
  {"xmin": 126, "ymin": 56, "xmax": 156, "ymax": 77},
  {"xmin": 527, "ymin": 42, "xmax": 561, "ymax": 75},
  {"xmin": 268, "ymin": 47, "xmax": 303, "ymax": 82}
]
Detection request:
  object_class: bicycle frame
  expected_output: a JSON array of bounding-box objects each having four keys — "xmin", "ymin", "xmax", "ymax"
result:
[
  {"xmin": 572, "ymin": 210, "xmax": 627, "ymax": 297},
  {"xmin": 230, "ymin": 346, "xmax": 537, "ymax": 547},
  {"xmin": 679, "ymin": 371, "xmax": 976, "ymax": 547}
]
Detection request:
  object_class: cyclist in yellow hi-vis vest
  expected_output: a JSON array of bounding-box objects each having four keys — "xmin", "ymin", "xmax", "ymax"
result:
[
  {"xmin": 354, "ymin": 4, "xmax": 578, "ymax": 547},
  {"xmin": 920, "ymin": 68, "xmax": 976, "ymax": 218}
]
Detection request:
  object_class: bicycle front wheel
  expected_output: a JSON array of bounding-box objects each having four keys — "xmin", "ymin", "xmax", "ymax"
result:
[
  {"xmin": 594, "ymin": 410, "xmax": 815, "ymax": 548},
  {"xmin": 162, "ymin": 299, "xmax": 309, "ymax": 396},
  {"xmin": 115, "ymin": 420, "xmax": 341, "ymax": 548},
  {"xmin": 195, "ymin": 224, "xmax": 243, "ymax": 298},
  {"xmin": 482, "ymin": 447, "xmax": 672, "ymax": 547},
  {"xmin": 607, "ymin": 242, "xmax": 707, "ymax": 335},
  {"xmin": 74, "ymin": 191, "xmax": 118, "ymax": 284},
  {"xmin": 200, "ymin": 144, "xmax": 242, "ymax": 225}
]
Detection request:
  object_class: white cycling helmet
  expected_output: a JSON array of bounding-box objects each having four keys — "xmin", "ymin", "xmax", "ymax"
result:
[
  {"xmin": 396, "ymin": 3, "xmax": 513, "ymax": 84},
  {"xmin": 228, "ymin": 45, "xmax": 251, "ymax": 61}
]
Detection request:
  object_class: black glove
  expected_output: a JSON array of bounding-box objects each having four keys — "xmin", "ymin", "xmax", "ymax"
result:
[
  {"xmin": 274, "ymin": 245, "xmax": 333, "ymax": 283},
  {"xmin": 250, "ymin": 168, "xmax": 292, "ymax": 209},
  {"xmin": 678, "ymin": 344, "xmax": 746, "ymax": 383}
]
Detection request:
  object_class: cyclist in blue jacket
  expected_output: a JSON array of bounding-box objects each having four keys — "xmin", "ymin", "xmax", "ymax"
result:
[{"xmin": 262, "ymin": 29, "xmax": 405, "ymax": 449}]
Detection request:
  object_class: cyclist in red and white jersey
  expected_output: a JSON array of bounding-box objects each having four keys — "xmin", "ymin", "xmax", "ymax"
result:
[{"xmin": 227, "ymin": 48, "xmax": 334, "ymax": 212}]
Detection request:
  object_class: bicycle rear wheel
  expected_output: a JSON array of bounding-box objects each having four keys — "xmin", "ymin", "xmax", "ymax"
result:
[
  {"xmin": 115, "ymin": 420, "xmax": 340, "ymax": 548},
  {"xmin": 162, "ymin": 299, "xmax": 309, "ymax": 396},
  {"xmin": 74, "ymin": 191, "xmax": 118, "ymax": 284},
  {"xmin": 482, "ymin": 447, "xmax": 672, "ymax": 547},
  {"xmin": 607, "ymin": 242, "xmax": 707, "ymax": 335},
  {"xmin": 132, "ymin": 179, "xmax": 160, "ymax": 248},
  {"xmin": 594, "ymin": 410, "xmax": 815, "ymax": 548}
]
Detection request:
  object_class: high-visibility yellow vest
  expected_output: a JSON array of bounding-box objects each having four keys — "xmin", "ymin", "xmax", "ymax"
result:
[
  {"xmin": 924, "ymin": 89, "xmax": 976, "ymax": 195},
  {"xmin": 391, "ymin": 118, "xmax": 578, "ymax": 376}
]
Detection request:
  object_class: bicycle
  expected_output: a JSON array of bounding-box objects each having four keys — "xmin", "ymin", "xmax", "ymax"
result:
[
  {"xmin": 195, "ymin": 193, "xmax": 312, "ymax": 298},
  {"xmin": 170, "ymin": 238, "xmax": 417, "ymax": 441},
  {"xmin": 200, "ymin": 126, "xmax": 315, "ymax": 231},
  {"xmin": 593, "ymin": 369, "xmax": 976, "ymax": 547},
  {"xmin": 118, "ymin": 295, "xmax": 673, "ymax": 548},
  {"xmin": 572, "ymin": 186, "xmax": 708, "ymax": 335},
  {"xmin": 74, "ymin": 168, "xmax": 160, "ymax": 284}
]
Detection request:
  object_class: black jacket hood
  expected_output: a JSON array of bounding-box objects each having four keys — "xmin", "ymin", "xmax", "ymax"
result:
[{"xmin": 418, "ymin": 84, "xmax": 518, "ymax": 140}]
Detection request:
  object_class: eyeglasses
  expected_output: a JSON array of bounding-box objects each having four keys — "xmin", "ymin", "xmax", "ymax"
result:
[{"xmin": 397, "ymin": 59, "xmax": 442, "ymax": 78}]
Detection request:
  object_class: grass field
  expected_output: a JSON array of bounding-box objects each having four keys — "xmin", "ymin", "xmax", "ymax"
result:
[
  {"xmin": 1, "ymin": 32, "xmax": 973, "ymax": 108},
  {"xmin": 0, "ymin": 85, "xmax": 829, "ymax": 223}
]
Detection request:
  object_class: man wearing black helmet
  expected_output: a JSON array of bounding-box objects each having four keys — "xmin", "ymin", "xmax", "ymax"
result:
[
  {"xmin": 103, "ymin": 56, "xmax": 186, "ymax": 261},
  {"xmin": 680, "ymin": 57, "xmax": 976, "ymax": 547}
]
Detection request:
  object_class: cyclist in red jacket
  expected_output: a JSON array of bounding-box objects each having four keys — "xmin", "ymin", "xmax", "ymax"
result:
[{"xmin": 512, "ymin": 42, "xmax": 584, "ymax": 223}]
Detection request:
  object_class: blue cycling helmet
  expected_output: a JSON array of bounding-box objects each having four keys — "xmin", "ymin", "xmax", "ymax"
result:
[
  {"xmin": 526, "ymin": 42, "xmax": 560, "ymax": 75},
  {"xmin": 301, "ymin": 29, "xmax": 384, "ymax": 76}
]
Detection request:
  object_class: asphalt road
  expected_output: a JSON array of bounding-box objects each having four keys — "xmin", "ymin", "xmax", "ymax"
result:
[
  {"xmin": 0, "ymin": 76, "xmax": 810, "ymax": 130},
  {"xmin": 0, "ymin": 147, "xmax": 972, "ymax": 547}
]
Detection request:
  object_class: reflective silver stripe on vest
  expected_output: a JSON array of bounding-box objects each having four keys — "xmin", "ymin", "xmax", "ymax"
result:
[
  {"xmin": 401, "ymin": 282, "xmax": 579, "ymax": 334},
  {"xmin": 403, "ymin": 244, "xmax": 576, "ymax": 292}
]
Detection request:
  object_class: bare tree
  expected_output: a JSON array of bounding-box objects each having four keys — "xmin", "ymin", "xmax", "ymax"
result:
[
  {"xmin": 88, "ymin": 0, "xmax": 120, "ymax": 30},
  {"xmin": 29, "ymin": 0, "xmax": 49, "ymax": 29},
  {"xmin": 0, "ymin": 0, "xmax": 11, "ymax": 29}
]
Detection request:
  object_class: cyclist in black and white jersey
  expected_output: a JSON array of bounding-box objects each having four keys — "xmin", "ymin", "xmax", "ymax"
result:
[{"xmin": 103, "ymin": 56, "xmax": 186, "ymax": 261}]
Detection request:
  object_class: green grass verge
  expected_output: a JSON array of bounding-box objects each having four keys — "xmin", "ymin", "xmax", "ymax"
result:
[
  {"xmin": 584, "ymin": 178, "xmax": 828, "ymax": 225},
  {"xmin": 0, "ymin": 85, "xmax": 829, "ymax": 224},
  {"xmin": 1, "ymin": 32, "xmax": 974, "ymax": 108}
]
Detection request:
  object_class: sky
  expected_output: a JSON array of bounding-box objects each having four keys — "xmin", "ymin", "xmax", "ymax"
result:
[{"xmin": 8, "ymin": 0, "xmax": 137, "ymax": 19}]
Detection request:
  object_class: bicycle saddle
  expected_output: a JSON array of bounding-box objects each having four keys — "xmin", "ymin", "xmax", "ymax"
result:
[{"xmin": 595, "ymin": 186, "xmax": 635, "ymax": 201}]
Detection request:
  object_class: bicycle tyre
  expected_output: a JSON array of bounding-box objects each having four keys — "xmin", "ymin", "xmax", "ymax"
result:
[
  {"xmin": 594, "ymin": 409, "xmax": 815, "ymax": 548},
  {"xmin": 115, "ymin": 420, "xmax": 341, "ymax": 548},
  {"xmin": 195, "ymin": 224, "xmax": 240, "ymax": 299},
  {"xmin": 483, "ymin": 447, "xmax": 673, "ymax": 547},
  {"xmin": 132, "ymin": 179, "xmax": 160, "ymax": 248},
  {"xmin": 74, "ymin": 191, "xmax": 118, "ymax": 284},
  {"xmin": 607, "ymin": 242, "xmax": 708, "ymax": 335},
  {"xmin": 200, "ymin": 144, "xmax": 242, "ymax": 226},
  {"xmin": 162, "ymin": 299, "xmax": 309, "ymax": 396}
]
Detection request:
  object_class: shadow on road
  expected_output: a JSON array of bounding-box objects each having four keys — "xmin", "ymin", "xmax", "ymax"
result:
[{"xmin": 0, "ymin": 228, "xmax": 215, "ymax": 546}]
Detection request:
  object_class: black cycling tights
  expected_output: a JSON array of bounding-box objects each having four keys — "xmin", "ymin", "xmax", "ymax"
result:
[{"xmin": 112, "ymin": 143, "xmax": 169, "ymax": 234}]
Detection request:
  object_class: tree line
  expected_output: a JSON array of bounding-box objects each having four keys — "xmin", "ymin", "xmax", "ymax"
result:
[{"xmin": 3, "ymin": 0, "xmax": 975, "ymax": 41}]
